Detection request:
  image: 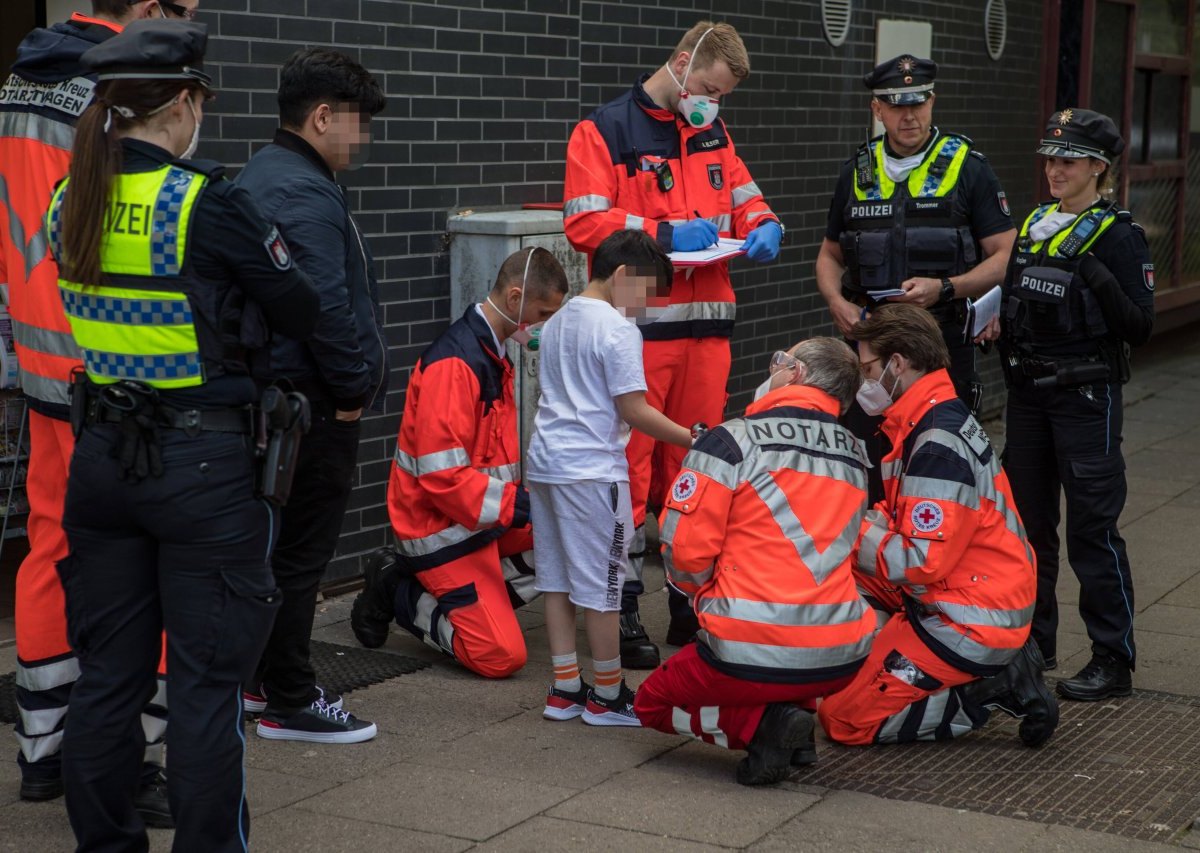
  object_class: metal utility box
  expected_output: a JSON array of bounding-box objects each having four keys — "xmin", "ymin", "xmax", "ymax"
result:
[{"xmin": 446, "ymin": 210, "xmax": 588, "ymax": 464}]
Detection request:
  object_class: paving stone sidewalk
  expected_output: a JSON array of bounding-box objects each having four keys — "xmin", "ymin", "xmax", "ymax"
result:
[{"xmin": 2, "ymin": 327, "xmax": 1198, "ymax": 851}]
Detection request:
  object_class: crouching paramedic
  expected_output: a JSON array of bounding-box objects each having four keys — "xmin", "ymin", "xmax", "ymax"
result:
[
  {"xmin": 818, "ymin": 304, "xmax": 1058, "ymax": 748},
  {"xmin": 634, "ymin": 338, "xmax": 876, "ymax": 786},
  {"xmin": 351, "ymin": 248, "xmax": 567, "ymax": 677}
]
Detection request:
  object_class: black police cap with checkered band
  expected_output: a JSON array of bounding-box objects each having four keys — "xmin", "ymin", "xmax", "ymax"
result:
[
  {"xmin": 1037, "ymin": 108, "xmax": 1124, "ymax": 164},
  {"xmin": 864, "ymin": 55, "xmax": 937, "ymax": 105}
]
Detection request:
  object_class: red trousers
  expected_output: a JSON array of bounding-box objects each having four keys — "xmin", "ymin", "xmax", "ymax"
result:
[
  {"xmin": 634, "ymin": 643, "xmax": 855, "ymax": 750},
  {"xmin": 414, "ymin": 526, "xmax": 534, "ymax": 679},
  {"xmin": 818, "ymin": 574, "xmax": 976, "ymax": 745},
  {"xmin": 627, "ymin": 337, "xmax": 731, "ymax": 526}
]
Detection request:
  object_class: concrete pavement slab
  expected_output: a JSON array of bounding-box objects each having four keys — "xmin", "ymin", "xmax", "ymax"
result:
[
  {"xmin": 248, "ymin": 808, "xmax": 473, "ymax": 853},
  {"xmin": 245, "ymin": 766, "xmax": 340, "ymax": 816},
  {"xmin": 1138, "ymin": 603, "xmax": 1200, "ymax": 638},
  {"xmin": 472, "ymin": 815, "xmax": 729, "ymax": 852},
  {"xmin": 1167, "ymin": 484, "xmax": 1200, "ymax": 508},
  {"xmin": 242, "ymin": 727, "xmax": 419, "ymax": 784}
]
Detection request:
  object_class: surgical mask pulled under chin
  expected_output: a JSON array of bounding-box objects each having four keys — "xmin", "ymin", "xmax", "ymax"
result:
[
  {"xmin": 666, "ymin": 28, "xmax": 719, "ymax": 130},
  {"xmin": 752, "ymin": 376, "xmax": 773, "ymax": 402},
  {"xmin": 486, "ymin": 247, "xmax": 544, "ymax": 350},
  {"xmin": 856, "ymin": 362, "xmax": 899, "ymax": 416},
  {"xmin": 181, "ymin": 96, "xmax": 201, "ymax": 159}
]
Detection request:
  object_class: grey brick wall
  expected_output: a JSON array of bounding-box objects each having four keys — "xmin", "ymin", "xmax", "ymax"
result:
[{"xmin": 198, "ymin": 0, "xmax": 1043, "ymax": 583}]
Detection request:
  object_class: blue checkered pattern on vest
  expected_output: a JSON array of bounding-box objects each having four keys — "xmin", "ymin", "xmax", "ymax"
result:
[
  {"xmin": 60, "ymin": 289, "xmax": 193, "ymax": 325},
  {"xmin": 83, "ymin": 349, "xmax": 203, "ymax": 382},
  {"xmin": 151, "ymin": 168, "xmax": 195, "ymax": 276}
]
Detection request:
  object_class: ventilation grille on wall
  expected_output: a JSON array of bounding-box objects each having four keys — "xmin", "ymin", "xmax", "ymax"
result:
[
  {"xmin": 985, "ymin": 0, "xmax": 1008, "ymax": 60},
  {"xmin": 822, "ymin": 0, "xmax": 852, "ymax": 48}
]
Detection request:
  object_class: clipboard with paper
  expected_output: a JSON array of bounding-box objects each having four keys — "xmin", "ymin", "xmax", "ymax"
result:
[
  {"xmin": 668, "ymin": 238, "xmax": 746, "ymax": 267},
  {"xmin": 962, "ymin": 286, "xmax": 1001, "ymax": 343}
]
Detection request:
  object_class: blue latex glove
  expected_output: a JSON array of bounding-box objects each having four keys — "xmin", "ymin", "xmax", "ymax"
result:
[
  {"xmin": 741, "ymin": 221, "xmax": 782, "ymax": 263},
  {"xmin": 672, "ymin": 218, "xmax": 719, "ymax": 252}
]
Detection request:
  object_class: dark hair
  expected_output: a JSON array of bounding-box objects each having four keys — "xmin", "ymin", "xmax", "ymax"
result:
[
  {"xmin": 277, "ymin": 48, "xmax": 386, "ymax": 128},
  {"xmin": 93, "ymin": 0, "xmax": 132, "ymax": 16},
  {"xmin": 490, "ymin": 247, "xmax": 568, "ymax": 302},
  {"xmin": 61, "ymin": 79, "xmax": 202, "ymax": 286},
  {"xmin": 850, "ymin": 304, "xmax": 950, "ymax": 373},
  {"xmin": 592, "ymin": 230, "xmax": 673, "ymax": 290}
]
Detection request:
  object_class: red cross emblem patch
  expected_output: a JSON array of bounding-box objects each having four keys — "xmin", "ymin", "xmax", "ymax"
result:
[
  {"xmin": 671, "ymin": 471, "xmax": 698, "ymax": 502},
  {"xmin": 910, "ymin": 500, "xmax": 944, "ymax": 533}
]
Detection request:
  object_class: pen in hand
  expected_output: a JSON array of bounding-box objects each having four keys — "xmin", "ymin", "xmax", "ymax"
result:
[{"xmin": 693, "ymin": 210, "xmax": 718, "ymax": 249}]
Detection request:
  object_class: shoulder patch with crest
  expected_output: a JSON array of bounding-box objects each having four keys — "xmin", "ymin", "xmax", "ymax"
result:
[
  {"xmin": 263, "ymin": 226, "xmax": 292, "ymax": 271},
  {"xmin": 671, "ymin": 471, "xmax": 698, "ymax": 503},
  {"xmin": 910, "ymin": 500, "xmax": 944, "ymax": 533},
  {"xmin": 997, "ymin": 191, "xmax": 1010, "ymax": 217},
  {"xmin": 1142, "ymin": 264, "xmax": 1155, "ymax": 291}
]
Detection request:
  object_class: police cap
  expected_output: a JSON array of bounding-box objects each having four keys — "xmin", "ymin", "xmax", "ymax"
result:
[
  {"xmin": 81, "ymin": 19, "xmax": 211, "ymax": 90},
  {"xmin": 1037, "ymin": 108, "xmax": 1124, "ymax": 164},
  {"xmin": 864, "ymin": 54, "xmax": 936, "ymax": 105}
]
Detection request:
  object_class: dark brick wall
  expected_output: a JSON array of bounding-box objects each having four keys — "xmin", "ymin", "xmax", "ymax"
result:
[{"xmin": 197, "ymin": 0, "xmax": 1043, "ymax": 582}]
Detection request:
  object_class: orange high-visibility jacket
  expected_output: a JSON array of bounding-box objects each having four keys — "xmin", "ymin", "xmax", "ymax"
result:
[
  {"xmin": 563, "ymin": 76, "xmax": 779, "ymax": 341},
  {"xmin": 387, "ymin": 308, "xmax": 528, "ymax": 572},
  {"xmin": 659, "ymin": 385, "xmax": 876, "ymax": 683},
  {"xmin": 0, "ymin": 14, "xmax": 121, "ymax": 416},
  {"xmin": 857, "ymin": 369, "xmax": 1036, "ymax": 675}
]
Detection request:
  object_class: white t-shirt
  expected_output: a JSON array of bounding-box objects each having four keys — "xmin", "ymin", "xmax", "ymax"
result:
[{"xmin": 525, "ymin": 296, "xmax": 647, "ymax": 484}]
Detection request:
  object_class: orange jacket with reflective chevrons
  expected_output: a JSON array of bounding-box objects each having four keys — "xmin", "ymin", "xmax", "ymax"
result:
[
  {"xmin": 0, "ymin": 13, "xmax": 121, "ymax": 417},
  {"xmin": 659, "ymin": 385, "xmax": 876, "ymax": 683},
  {"xmin": 563, "ymin": 76, "xmax": 779, "ymax": 341},
  {"xmin": 387, "ymin": 308, "xmax": 529, "ymax": 572},
  {"xmin": 856, "ymin": 369, "xmax": 1036, "ymax": 675}
]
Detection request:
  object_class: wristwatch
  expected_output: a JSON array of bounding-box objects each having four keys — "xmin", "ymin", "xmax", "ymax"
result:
[{"xmin": 939, "ymin": 277, "xmax": 956, "ymax": 304}]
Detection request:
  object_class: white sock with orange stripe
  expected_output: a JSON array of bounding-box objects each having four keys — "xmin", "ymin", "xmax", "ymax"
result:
[
  {"xmin": 593, "ymin": 656, "xmax": 623, "ymax": 700},
  {"xmin": 552, "ymin": 652, "xmax": 581, "ymax": 693}
]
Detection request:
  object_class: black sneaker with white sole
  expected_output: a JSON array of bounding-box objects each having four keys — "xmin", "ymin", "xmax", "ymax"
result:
[
  {"xmin": 582, "ymin": 681, "xmax": 641, "ymax": 727},
  {"xmin": 243, "ymin": 684, "xmax": 342, "ymax": 716},
  {"xmin": 256, "ymin": 699, "xmax": 377, "ymax": 744}
]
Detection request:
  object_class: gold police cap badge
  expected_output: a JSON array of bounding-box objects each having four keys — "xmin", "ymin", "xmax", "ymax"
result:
[{"xmin": 1058, "ymin": 109, "xmax": 1074, "ymax": 125}]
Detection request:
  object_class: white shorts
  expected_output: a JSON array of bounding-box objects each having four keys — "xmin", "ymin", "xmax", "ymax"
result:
[{"xmin": 529, "ymin": 479, "xmax": 631, "ymax": 612}]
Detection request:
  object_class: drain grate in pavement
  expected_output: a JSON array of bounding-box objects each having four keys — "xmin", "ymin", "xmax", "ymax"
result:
[
  {"xmin": 795, "ymin": 686, "xmax": 1200, "ymax": 842},
  {"xmin": 0, "ymin": 641, "xmax": 429, "ymax": 726}
]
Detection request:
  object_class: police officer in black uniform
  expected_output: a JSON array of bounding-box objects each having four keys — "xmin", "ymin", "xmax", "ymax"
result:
[
  {"xmin": 46, "ymin": 21, "xmax": 319, "ymax": 850},
  {"xmin": 999, "ymin": 109, "xmax": 1154, "ymax": 702},
  {"xmin": 816, "ymin": 55, "xmax": 1017, "ymax": 502}
]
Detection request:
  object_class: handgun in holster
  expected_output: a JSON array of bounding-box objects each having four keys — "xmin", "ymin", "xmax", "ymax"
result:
[
  {"xmin": 255, "ymin": 386, "xmax": 311, "ymax": 505},
  {"xmin": 68, "ymin": 367, "xmax": 91, "ymax": 439}
]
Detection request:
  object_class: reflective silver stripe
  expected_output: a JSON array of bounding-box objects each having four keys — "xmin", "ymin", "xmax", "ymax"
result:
[
  {"xmin": 713, "ymin": 213, "xmax": 732, "ymax": 233},
  {"xmin": 731, "ymin": 181, "xmax": 763, "ymax": 207},
  {"xmin": 756, "ymin": 448, "xmax": 868, "ymax": 492},
  {"xmin": 916, "ymin": 612, "xmax": 1019, "ymax": 666},
  {"xmin": 395, "ymin": 523, "xmax": 476, "ymax": 557},
  {"xmin": 0, "ymin": 109, "xmax": 78, "ymax": 151},
  {"xmin": 748, "ymin": 470, "xmax": 861, "ymax": 584},
  {"xmin": 16, "ymin": 729, "xmax": 63, "ymax": 763},
  {"xmin": 660, "ymin": 508, "xmax": 714, "ymax": 588},
  {"xmin": 625, "ymin": 213, "xmax": 645, "ymax": 231},
  {"xmin": 745, "ymin": 416, "xmax": 871, "ymax": 469},
  {"xmin": 0, "ymin": 170, "xmax": 51, "ymax": 279},
  {"xmin": 477, "ymin": 476, "xmax": 506, "ymax": 528},
  {"xmin": 900, "ymin": 474, "xmax": 979, "ymax": 510},
  {"xmin": 857, "ymin": 510, "xmax": 889, "ymax": 577},
  {"xmin": 563, "ymin": 194, "xmax": 612, "ymax": 217},
  {"xmin": 19, "ymin": 370, "xmax": 71, "ymax": 407},
  {"xmin": 697, "ymin": 596, "xmax": 868, "ymax": 628},
  {"xmin": 481, "ymin": 461, "xmax": 520, "ymax": 483},
  {"xmin": 935, "ymin": 601, "xmax": 1033, "ymax": 630},
  {"xmin": 12, "ymin": 319, "xmax": 80, "ymax": 360},
  {"xmin": 672, "ymin": 707, "xmax": 694, "ymax": 738},
  {"xmin": 414, "ymin": 590, "xmax": 455, "ymax": 655},
  {"xmin": 681, "ymin": 451, "xmax": 739, "ymax": 490},
  {"xmin": 16, "ymin": 656, "xmax": 79, "ymax": 692},
  {"xmin": 746, "ymin": 209, "xmax": 774, "ymax": 223},
  {"xmin": 881, "ymin": 534, "xmax": 929, "ymax": 583},
  {"xmin": 699, "ymin": 706, "xmax": 728, "ymax": 748},
  {"xmin": 18, "ymin": 705, "xmax": 65, "ymax": 737},
  {"xmin": 643, "ymin": 301, "xmax": 736, "ymax": 325},
  {"xmin": 393, "ymin": 446, "xmax": 471, "ymax": 477},
  {"xmin": 881, "ymin": 459, "xmax": 904, "ymax": 481},
  {"xmin": 667, "ymin": 561, "xmax": 714, "ymax": 589},
  {"xmin": 701, "ymin": 630, "xmax": 873, "ymax": 671},
  {"xmin": 874, "ymin": 706, "xmax": 909, "ymax": 744}
]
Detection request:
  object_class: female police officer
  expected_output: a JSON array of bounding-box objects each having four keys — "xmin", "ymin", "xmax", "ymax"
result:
[
  {"xmin": 45, "ymin": 20, "xmax": 318, "ymax": 850},
  {"xmin": 999, "ymin": 109, "xmax": 1154, "ymax": 703}
]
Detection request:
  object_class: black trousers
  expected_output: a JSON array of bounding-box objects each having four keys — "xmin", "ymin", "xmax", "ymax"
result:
[
  {"xmin": 60, "ymin": 426, "xmax": 279, "ymax": 852},
  {"xmin": 845, "ymin": 328, "xmax": 977, "ymax": 506},
  {"xmin": 1002, "ymin": 379, "xmax": 1135, "ymax": 668},
  {"xmin": 254, "ymin": 402, "xmax": 361, "ymax": 713}
]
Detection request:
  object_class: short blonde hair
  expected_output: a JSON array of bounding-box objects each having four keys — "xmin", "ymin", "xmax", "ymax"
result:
[{"xmin": 671, "ymin": 21, "xmax": 750, "ymax": 80}]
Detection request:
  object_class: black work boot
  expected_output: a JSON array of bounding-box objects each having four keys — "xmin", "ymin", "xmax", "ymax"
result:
[
  {"xmin": 790, "ymin": 725, "xmax": 818, "ymax": 767},
  {"xmin": 737, "ymin": 704, "xmax": 814, "ymax": 786},
  {"xmin": 350, "ymin": 546, "xmax": 402, "ymax": 649},
  {"xmin": 665, "ymin": 608, "xmax": 700, "ymax": 647},
  {"xmin": 134, "ymin": 768, "xmax": 174, "ymax": 829},
  {"xmin": 961, "ymin": 639, "xmax": 1059, "ymax": 747},
  {"xmin": 619, "ymin": 611, "xmax": 660, "ymax": 670},
  {"xmin": 1057, "ymin": 651, "xmax": 1132, "ymax": 702},
  {"xmin": 19, "ymin": 772, "xmax": 63, "ymax": 802}
]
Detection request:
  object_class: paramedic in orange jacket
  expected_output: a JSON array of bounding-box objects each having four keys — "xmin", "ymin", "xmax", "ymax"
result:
[
  {"xmin": 351, "ymin": 248, "xmax": 567, "ymax": 678},
  {"xmin": 563, "ymin": 21, "xmax": 783, "ymax": 667},
  {"xmin": 819, "ymin": 305, "xmax": 1058, "ymax": 748},
  {"xmin": 0, "ymin": 0, "xmax": 190, "ymax": 808},
  {"xmin": 635, "ymin": 338, "xmax": 875, "ymax": 786}
]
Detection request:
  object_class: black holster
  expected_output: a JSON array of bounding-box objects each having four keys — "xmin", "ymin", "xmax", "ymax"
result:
[
  {"xmin": 68, "ymin": 368, "xmax": 90, "ymax": 439},
  {"xmin": 254, "ymin": 386, "xmax": 311, "ymax": 506}
]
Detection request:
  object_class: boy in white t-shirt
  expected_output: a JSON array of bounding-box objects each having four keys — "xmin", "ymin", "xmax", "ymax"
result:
[{"xmin": 526, "ymin": 230, "xmax": 694, "ymax": 726}]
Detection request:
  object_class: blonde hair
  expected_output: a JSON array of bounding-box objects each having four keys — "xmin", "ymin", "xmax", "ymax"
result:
[
  {"xmin": 671, "ymin": 21, "xmax": 750, "ymax": 80},
  {"xmin": 1096, "ymin": 158, "xmax": 1120, "ymax": 201}
]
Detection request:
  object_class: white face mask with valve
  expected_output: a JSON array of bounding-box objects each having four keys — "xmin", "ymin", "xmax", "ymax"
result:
[
  {"xmin": 486, "ymin": 247, "xmax": 544, "ymax": 350},
  {"xmin": 665, "ymin": 27, "xmax": 719, "ymax": 130}
]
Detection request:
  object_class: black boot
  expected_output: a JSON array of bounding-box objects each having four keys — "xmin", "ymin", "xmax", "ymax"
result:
[
  {"xmin": 790, "ymin": 725, "xmax": 818, "ymax": 767},
  {"xmin": 737, "ymin": 704, "xmax": 813, "ymax": 786},
  {"xmin": 1057, "ymin": 651, "xmax": 1132, "ymax": 702},
  {"xmin": 961, "ymin": 639, "xmax": 1059, "ymax": 747},
  {"xmin": 665, "ymin": 607, "xmax": 700, "ymax": 647},
  {"xmin": 619, "ymin": 611, "xmax": 660, "ymax": 670},
  {"xmin": 19, "ymin": 772, "xmax": 63, "ymax": 802},
  {"xmin": 350, "ymin": 546, "xmax": 402, "ymax": 649},
  {"xmin": 134, "ymin": 767, "xmax": 174, "ymax": 829}
]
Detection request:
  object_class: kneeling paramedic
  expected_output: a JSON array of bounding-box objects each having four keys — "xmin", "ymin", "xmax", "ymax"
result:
[{"xmin": 47, "ymin": 21, "xmax": 319, "ymax": 851}]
